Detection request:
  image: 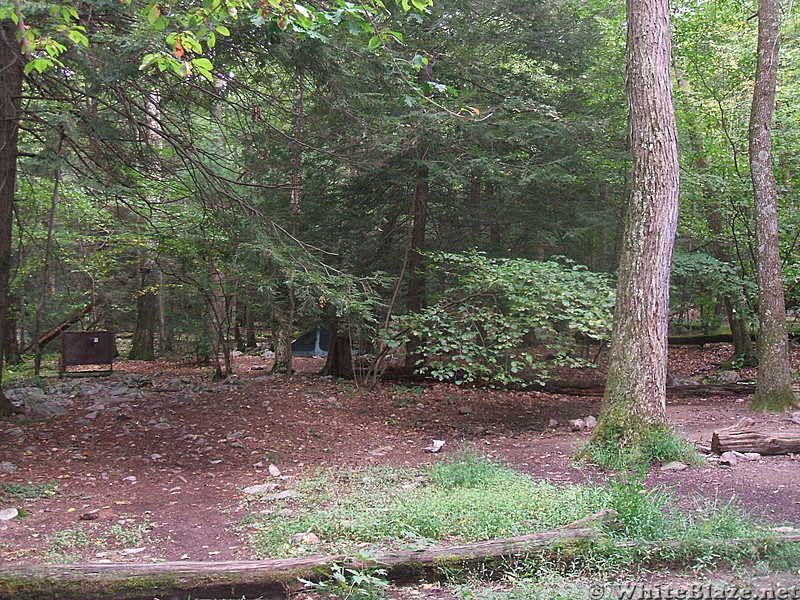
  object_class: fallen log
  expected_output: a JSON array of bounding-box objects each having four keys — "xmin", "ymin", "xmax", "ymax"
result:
[
  {"xmin": 711, "ymin": 418, "xmax": 800, "ymax": 455},
  {"xmin": 0, "ymin": 510, "xmax": 617, "ymax": 600}
]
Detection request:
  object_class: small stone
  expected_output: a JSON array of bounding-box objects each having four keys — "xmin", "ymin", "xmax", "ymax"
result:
[
  {"xmin": 268, "ymin": 464, "xmax": 281, "ymax": 477},
  {"xmin": 292, "ymin": 532, "xmax": 320, "ymax": 545},
  {"xmin": 230, "ymin": 441, "xmax": 245, "ymax": 449},
  {"xmin": 123, "ymin": 476, "xmax": 137, "ymax": 483},
  {"xmin": 150, "ymin": 454, "xmax": 162, "ymax": 460},
  {"xmin": 742, "ymin": 452, "xmax": 762, "ymax": 461},
  {"xmin": 243, "ymin": 483, "xmax": 278, "ymax": 495},
  {"xmin": 457, "ymin": 405, "xmax": 474, "ymax": 415},
  {"xmin": 584, "ymin": 415, "xmax": 598, "ymax": 429},
  {"xmin": 789, "ymin": 411, "xmax": 800, "ymax": 426},
  {"xmin": 568, "ymin": 418, "xmax": 586, "ymax": 431},
  {"xmin": 0, "ymin": 462, "xmax": 17, "ymax": 474},
  {"xmin": 719, "ymin": 451, "xmax": 738, "ymax": 466},
  {"xmin": 271, "ymin": 490, "xmax": 300, "ymax": 500},
  {"xmin": 659, "ymin": 461, "xmax": 688, "ymax": 472},
  {"xmin": 548, "ymin": 419, "xmax": 558, "ymax": 428},
  {"xmin": 152, "ymin": 422, "xmax": 172, "ymax": 430},
  {"xmin": 717, "ymin": 370, "xmax": 740, "ymax": 384},
  {"xmin": 424, "ymin": 440, "xmax": 445, "ymax": 453},
  {"xmin": 30, "ymin": 401, "xmax": 68, "ymax": 417},
  {"xmin": 667, "ymin": 374, "xmax": 700, "ymax": 386},
  {"xmin": 0, "ymin": 508, "xmax": 18, "ymax": 521}
]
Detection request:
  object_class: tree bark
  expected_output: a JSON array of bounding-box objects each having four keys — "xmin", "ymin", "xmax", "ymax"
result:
[
  {"xmin": 0, "ymin": 511, "xmax": 617, "ymax": 600},
  {"xmin": 749, "ymin": 0, "xmax": 798, "ymax": 412},
  {"xmin": 322, "ymin": 332, "xmax": 354, "ymax": 379},
  {"xmin": 0, "ymin": 20, "xmax": 23, "ymax": 417},
  {"xmin": 128, "ymin": 259, "xmax": 159, "ymax": 360},
  {"xmin": 592, "ymin": 0, "xmax": 680, "ymax": 446},
  {"xmin": 712, "ymin": 418, "xmax": 800, "ymax": 455},
  {"xmin": 405, "ymin": 160, "xmax": 429, "ymax": 372}
]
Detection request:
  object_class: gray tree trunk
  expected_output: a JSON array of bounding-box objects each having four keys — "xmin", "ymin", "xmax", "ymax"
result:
[
  {"xmin": 749, "ymin": 0, "xmax": 798, "ymax": 412},
  {"xmin": 592, "ymin": 0, "xmax": 680, "ymax": 445}
]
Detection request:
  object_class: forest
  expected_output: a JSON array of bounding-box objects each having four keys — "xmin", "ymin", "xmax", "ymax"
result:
[
  {"xmin": 2, "ymin": 0, "xmax": 796, "ymax": 384},
  {"xmin": 1, "ymin": 0, "xmax": 800, "ymax": 598}
]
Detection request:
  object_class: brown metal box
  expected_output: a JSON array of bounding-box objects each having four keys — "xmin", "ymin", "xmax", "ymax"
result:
[{"xmin": 59, "ymin": 331, "xmax": 115, "ymax": 376}]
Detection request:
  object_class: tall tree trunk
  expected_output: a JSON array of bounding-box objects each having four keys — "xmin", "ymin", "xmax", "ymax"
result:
[
  {"xmin": 405, "ymin": 160, "xmax": 429, "ymax": 372},
  {"xmin": 0, "ymin": 21, "xmax": 22, "ymax": 417},
  {"xmin": 129, "ymin": 258, "xmax": 158, "ymax": 360},
  {"xmin": 749, "ymin": 0, "xmax": 798, "ymax": 412},
  {"xmin": 591, "ymin": 0, "xmax": 680, "ymax": 448}
]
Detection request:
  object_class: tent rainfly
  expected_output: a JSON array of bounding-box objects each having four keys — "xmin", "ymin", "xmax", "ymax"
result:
[{"xmin": 291, "ymin": 327, "xmax": 330, "ymax": 357}]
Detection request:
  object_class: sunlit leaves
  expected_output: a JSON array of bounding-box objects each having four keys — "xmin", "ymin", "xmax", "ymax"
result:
[{"xmin": 395, "ymin": 251, "xmax": 615, "ymax": 385}]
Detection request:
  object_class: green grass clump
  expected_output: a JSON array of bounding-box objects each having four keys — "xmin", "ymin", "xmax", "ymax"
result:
[
  {"xmin": 0, "ymin": 482, "xmax": 60, "ymax": 502},
  {"xmin": 579, "ymin": 426, "xmax": 703, "ymax": 473}
]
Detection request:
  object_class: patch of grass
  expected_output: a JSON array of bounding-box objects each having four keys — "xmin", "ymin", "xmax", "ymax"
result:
[
  {"xmin": 44, "ymin": 519, "xmax": 156, "ymax": 563},
  {"xmin": 0, "ymin": 482, "xmax": 60, "ymax": 502},
  {"xmin": 46, "ymin": 525, "xmax": 94, "ymax": 563},
  {"xmin": 241, "ymin": 453, "xmax": 787, "ymax": 578},
  {"xmin": 578, "ymin": 426, "xmax": 703, "ymax": 473}
]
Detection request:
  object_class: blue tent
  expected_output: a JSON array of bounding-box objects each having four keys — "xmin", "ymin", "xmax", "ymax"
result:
[{"xmin": 291, "ymin": 327, "xmax": 330, "ymax": 357}]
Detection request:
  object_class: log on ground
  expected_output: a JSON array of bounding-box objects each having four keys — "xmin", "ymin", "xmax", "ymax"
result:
[
  {"xmin": 0, "ymin": 511, "xmax": 617, "ymax": 600},
  {"xmin": 711, "ymin": 418, "xmax": 800, "ymax": 455}
]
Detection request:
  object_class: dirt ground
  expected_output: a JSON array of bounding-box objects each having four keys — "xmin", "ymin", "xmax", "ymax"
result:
[{"xmin": 1, "ymin": 343, "xmax": 799, "ymax": 571}]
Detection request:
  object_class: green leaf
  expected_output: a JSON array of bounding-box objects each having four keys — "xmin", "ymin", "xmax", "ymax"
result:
[
  {"xmin": 367, "ymin": 34, "xmax": 381, "ymax": 49},
  {"xmin": 215, "ymin": 25, "xmax": 231, "ymax": 36}
]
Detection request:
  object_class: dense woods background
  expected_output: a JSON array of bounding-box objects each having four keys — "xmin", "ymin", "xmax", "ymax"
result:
[{"xmin": 2, "ymin": 0, "xmax": 799, "ymax": 394}]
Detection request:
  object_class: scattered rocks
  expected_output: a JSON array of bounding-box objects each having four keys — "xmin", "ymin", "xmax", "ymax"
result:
[
  {"xmin": 0, "ymin": 508, "xmax": 19, "ymax": 521},
  {"xmin": 568, "ymin": 416, "xmax": 597, "ymax": 431},
  {"xmin": 5, "ymin": 387, "xmax": 47, "ymax": 407}
]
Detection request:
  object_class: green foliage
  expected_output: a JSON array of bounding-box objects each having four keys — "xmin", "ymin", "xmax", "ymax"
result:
[
  {"xmin": 670, "ymin": 252, "xmax": 753, "ymax": 333},
  {"xmin": 299, "ymin": 563, "xmax": 389, "ymax": 600},
  {"xmin": 395, "ymin": 251, "xmax": 615, "ymax": 384}
]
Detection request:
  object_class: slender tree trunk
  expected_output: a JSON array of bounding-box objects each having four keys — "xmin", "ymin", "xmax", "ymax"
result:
[
  {"xmin": 244, "ymin": 303, "xmax": 257, "ymax": 349},
  {"xmin": 0, "ymin": 21, "xmax": 22, "ymax": 417},
  {"xmin": 749, "ymin": 0, "xmax": 797, "ymax": 412},
  {"xmin": 405, "ymin": 160, "xmax": 429, "ymax": 372},
  {"xmin": 591, "ymin": 0, "xmax": 680, "ymax": 447}
]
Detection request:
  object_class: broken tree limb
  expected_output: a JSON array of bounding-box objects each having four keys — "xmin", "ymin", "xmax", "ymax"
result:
[
  {"xmin": 0, "ymin": 510, "xmax": 617, "ymax": 600},
  {"xmin": 711, "ymin": 418, "xmax": 800, "ymax": 455},
  {"xmin": 21, "ymin": 297, "xmax": 100, "ymax": 354}
]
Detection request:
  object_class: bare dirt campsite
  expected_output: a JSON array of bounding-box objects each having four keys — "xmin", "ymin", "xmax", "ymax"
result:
[{"xmin": 1, "ymin": 344, "xmax": 800, "ymax": 599}]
